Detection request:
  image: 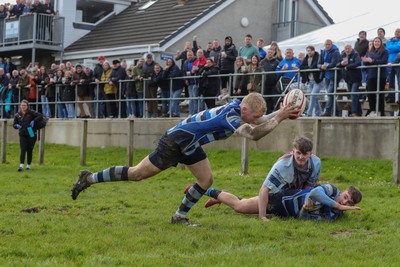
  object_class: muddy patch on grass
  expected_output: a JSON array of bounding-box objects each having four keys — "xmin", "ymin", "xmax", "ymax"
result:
[{"xmin": 21, "ymin": 207, "xmax": 41, "ymax": 213}]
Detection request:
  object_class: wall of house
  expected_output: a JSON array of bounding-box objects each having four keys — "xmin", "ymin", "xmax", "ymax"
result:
[
  {"xmin": 297, "ymin": 1, "xmax": 329, "ymax": 34},
  {"xmin": 167, "ymin": 0, "xmax": 277, "ymax": 54}
]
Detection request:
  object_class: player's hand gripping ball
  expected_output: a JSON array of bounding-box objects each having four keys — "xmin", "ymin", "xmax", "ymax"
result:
[{"xmin": 283, "ymin": 89, "xmax": 306, "ymax": 119}]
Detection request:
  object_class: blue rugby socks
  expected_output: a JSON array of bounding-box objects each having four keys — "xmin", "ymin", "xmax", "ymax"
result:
[
  {"xmin": 176, "ymin": 183, "xmax": 206, "ymax": 217},
  {"xmin": 92, "ymin": 166, "xmax": 129, "ymax": 183}
]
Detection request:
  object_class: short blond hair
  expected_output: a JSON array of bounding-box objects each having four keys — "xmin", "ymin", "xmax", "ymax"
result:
[{"xmin": 241, "ymin": 93, "xmax": 266, "ymax": 115}]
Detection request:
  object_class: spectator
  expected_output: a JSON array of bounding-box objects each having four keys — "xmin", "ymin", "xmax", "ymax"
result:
[
  {"xmin": 319, "ymin": 39, "xmax": 341, "ymax": 117},
  {"xmin": 150, "ymin": 64, "xmax": 169, "ymax": 117},
  {"xmin": 216, "ymin": 87, "xmax": 230, "ymax": 105},
  {"xmin": 44, "ymin": 70, "xmax": 56, "ymax": 118},
  {"xmin": 197, "ymin": 58, "xmax": 220, "ymax": 109},
  {"xmin": 0, "ymin": 67, "xmax": 10, "ymax": 118},
  {"xmin": 377, "ymin": 27, "xmax": 387, "ymax": 45},
  {"xmin": 175, "ymin": 39, "xmax": 197, "ymax": 103},
  {"xmin": 38, "ymin": 66, "xmax": 50, "ymax": 117},
  {"xmin": 142, "ymin": 54, "xmax": 158, "ymax": 118},
  {"xmin": 261, "ymin": 48, "xmax": 280, "ymax": 114},
  {"xmin": 354, "ymin": 30, "xmax": 369, "ymax": 58},
  {"xmin": 62, "ymin": 70, "xmax": 75, "ymax": 119},
  {"xmin": 256, "ymin": 38, "xmax": 266, "ymax": 60},
  {"xmin": 220, "ymin": 36, "xmax": 238, "ymax": 90},
  {"xmin": 8, "ymin": 69, "xmax": 20, "ymax": 114},
  {"xmin": 301, "ymin": 45, "xmax": 323, "ymax": 117},
  {"xmin": 54, "ymin": 69, "xmax": 67, "ymax": 119},
  {"xmin": 100, "ymin": 61, "xmax": 117, "ymax": 118},
  {"xmin": 84, "ymin": 66, "xmax": 96, "ymax": 118},
  {"xmin": 276, "ymin": 48, "xmax": 301, "ymax": 84},
  {"xmin": 182, "ymin": 50, "xmax": 198, "ymax": 115},
  {"xmin": 192, "ymin": 49, "xmax": 207, "ymax": 110},
  {"xmin": 93, "ymin": 55, "xmax": 106, "ymax": 118},
  {"xmin": 43, "ymin": 0, "xmax": 55, "ymax": 42},
  {"xmin": 13, "ymin": 100, "xmax": 43, "ymax": 171},
  {"xmin": 238, "ymin": 34, "xmax": 260, "ymax": 64},
  {"xmin": 131, "ymin": 58, "xmax": 145, "ymax": 118},
  {"xmin": 17, "ymin": 69, "xmax": 31, "ymax": 101},
  {"xmin": 337, "ymin": 43, "xmax": 362, "ymax": 117},
  {"xmin": 11, "ymin": 0, "xmax": 25, "ymax": 18},
  {"xmin": 175, "ymin": 40, "xmax": 196, "ymax": 70},
  {"xmin": 193, "ymin": 35, "xmax": 212, "ymax": 58},
  {"xmin": 385, "ymin": 28, "xmax": 400, "ymax": 103},
  {"xmin": 244, "ymin": 55, "xmax": 263, "ymax": 93},
  {"xmin": 0, "ymin": 4, "xmax": 10, "ymax": 19},
  {"xmin": 232, "ymin": 56, "xmax": 249, "ymax": 97},
  {"xmin": 163, "ymin": 58, "xmax": 184, "ymax": 117},
  {"xmin": 4, "ymin": 57, "xmax": 17, "ymax": 78},
  {"xmin": 362, "ymin": 37, "xmax": 389, "ymax": 117},
  {"xmin": 122, "ymin": 68, "xmax": 137, "ymax": 119},
  {"xmin": 109, "ymin": 59, "xmax": 126, "ymax": 118},
  {"xmin": 72, "ymin": 64, "xmax": 92, "ymax": 118},
  {"xmin": 209, "ymin": 39, "xmax": 222, "ymax": 68},
  {"xmin": 269, "ymin": 41, "xmax": 283, "ymax": 61},
  {"xmin": 31, "ymin": 0, "xmax": 46, "ymax": 40}
]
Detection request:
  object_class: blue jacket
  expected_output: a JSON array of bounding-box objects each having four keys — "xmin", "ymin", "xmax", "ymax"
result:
[
  {"xmin": 386, "ymin": 37, "xmax": 400, "ymax": 63},
  {"xmin": 276, "ymin": 57, "xmax": 301, "ymax": 81},
  {"xmin": 318, "ymin": 44, "xmax": 341, "ymax": 79}
]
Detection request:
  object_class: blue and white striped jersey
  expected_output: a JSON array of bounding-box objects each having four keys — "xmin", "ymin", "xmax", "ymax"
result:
[{"xmin": 166, "ymin": 100, "xmax": 242, "ymax": 155}]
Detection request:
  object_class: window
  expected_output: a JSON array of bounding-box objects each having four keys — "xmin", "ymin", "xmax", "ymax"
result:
[
  {"xmin": 278, "ymin": 0, "xmax": 297, "ymax": 24},
  {"xmin": 76, "ymin": 0, "xmax": 114, "ymax": 24}
]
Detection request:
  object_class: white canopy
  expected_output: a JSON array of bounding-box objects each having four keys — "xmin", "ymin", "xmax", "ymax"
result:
[{"xmin": 268, "ymin": 12, "xmax": 400, "ymax": 55}]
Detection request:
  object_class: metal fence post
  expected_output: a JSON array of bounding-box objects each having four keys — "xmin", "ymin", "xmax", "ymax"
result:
[
  {"xmin": 38, "ymin": 128, "xmax": 45, "ymax": 165},
  {"xmin": 127, "ymin": 119, "xmax": 134, "ymax": 166},
  {"xmin": 1, "ymin": 120, "xmax": 6, "ymax": 163},
  {"xmin": 393, "ymin": 119, "xmax": 400, "ymax": 184},
  {"xmin": 80, "ymin": 120, "xmax": 88, "ymax": 166},
  {"xmin": 241, "ymin": 137, "xmax": 249, "ymax": 175}
]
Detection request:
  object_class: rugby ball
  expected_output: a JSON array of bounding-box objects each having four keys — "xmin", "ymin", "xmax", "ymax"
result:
[{"xmin": 283, "ymin": 89, "xmax": 306, "ymax": 118}]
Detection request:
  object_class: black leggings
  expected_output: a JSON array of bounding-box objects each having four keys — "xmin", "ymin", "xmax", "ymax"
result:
[{"xmin": 19, "ymin": 135, "xmax": 37, "ymax": 165}]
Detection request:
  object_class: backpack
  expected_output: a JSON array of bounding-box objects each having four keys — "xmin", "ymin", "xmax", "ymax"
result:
[{"xmin": 34, "ymin": 116, "xmax": 49, "ymax": 130}]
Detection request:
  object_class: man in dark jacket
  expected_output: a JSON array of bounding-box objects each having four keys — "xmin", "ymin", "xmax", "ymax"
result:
[
  {"xmin": 337, "ymin": 44, "xmax": 362, "ymax": 116},
  {"xmin": 261, "ymin": 48, "xmax": 280, "ymax": 114},
  {"xmin": 110, "ymin": 59, "xmax": 126, "ymax": 118},
  {"xmin": 93, "ymin": 55, "xmax": 106, "ymax": 118},
  {"xmin": 142, "ymin": 54, "xmax": 158, "ymax": 117},
  {"xmin": 354, "ymin": 31, "xmax": 369, "ymax": 57},
  {"xmin": 72, "ymin": 64, "xmax": 91, "ymax": 118},
  {"xmin": 220, "ymin": 36, "xmax": 238, "ymax": 90}
]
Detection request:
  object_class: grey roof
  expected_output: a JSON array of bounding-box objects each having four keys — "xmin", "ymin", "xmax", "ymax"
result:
[{"xmin": 65, "ymin": 0, "xmax": 223, "ymax": 52}]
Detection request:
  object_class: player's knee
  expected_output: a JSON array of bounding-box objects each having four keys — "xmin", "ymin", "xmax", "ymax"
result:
[{"xmin": 127, "ymin": 167, "xmax": 145, "ymax": 181}]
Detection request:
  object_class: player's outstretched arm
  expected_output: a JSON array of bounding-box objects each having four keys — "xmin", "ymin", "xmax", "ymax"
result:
[
  {"xmin": 334, "ymin": 203, "xmax": 361, "ymax": 211},
  {"xmin": 235, "ymin": 104, "xmax": 298, "ymax": 141}
]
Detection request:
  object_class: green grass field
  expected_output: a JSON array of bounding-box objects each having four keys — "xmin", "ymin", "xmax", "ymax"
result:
[{"xmin": 0, "ymin": 143, "xmax": 399, "ymax": 266}]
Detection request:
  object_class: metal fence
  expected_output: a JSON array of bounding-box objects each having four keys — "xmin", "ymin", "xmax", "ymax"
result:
[{"xmin": 1, "ymin": 63, "xmax": 399, "ymax": 119}]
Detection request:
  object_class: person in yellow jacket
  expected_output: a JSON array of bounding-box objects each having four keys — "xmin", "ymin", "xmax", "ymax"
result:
[{"xmin": 99, "ymin": 61, "xmax": 117, "ymax": 118}]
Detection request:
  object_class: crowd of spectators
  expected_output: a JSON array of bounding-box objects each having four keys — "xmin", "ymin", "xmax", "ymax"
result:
[
  {"xmin": 0, "ymin": 0, "xmax": 55, "ymax": 19},
  {"xmin": 1, "ymin": 26, "xmax": 400, "ymax": 120}
]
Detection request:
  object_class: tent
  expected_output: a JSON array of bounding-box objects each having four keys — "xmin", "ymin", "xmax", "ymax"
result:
[{"xmin": 268, "ymin": 12, "xmax": 400, "ymax": 55}]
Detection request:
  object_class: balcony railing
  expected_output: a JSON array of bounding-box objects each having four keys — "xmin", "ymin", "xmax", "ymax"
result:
[{"xmin": 0, "ymin": 13, "xmax": 64, "ymax": 49}]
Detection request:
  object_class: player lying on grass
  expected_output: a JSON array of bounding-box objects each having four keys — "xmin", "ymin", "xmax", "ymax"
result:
[
  {"xmin": 71, "ymin": 92, "xmax": 299, "ymax": 226},
  {"xmin": 183, "ymin": 136, "xmax": 330, "ymax": 222},
  {"xmin": 203, "ymin": 184, "xmax": 362, "ymax": 220}
]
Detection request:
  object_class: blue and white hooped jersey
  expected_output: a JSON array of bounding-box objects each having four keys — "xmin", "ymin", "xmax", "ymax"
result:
[{"xmin": 166, "ymin": 100, "xmax": 242, "ymax": 155}]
